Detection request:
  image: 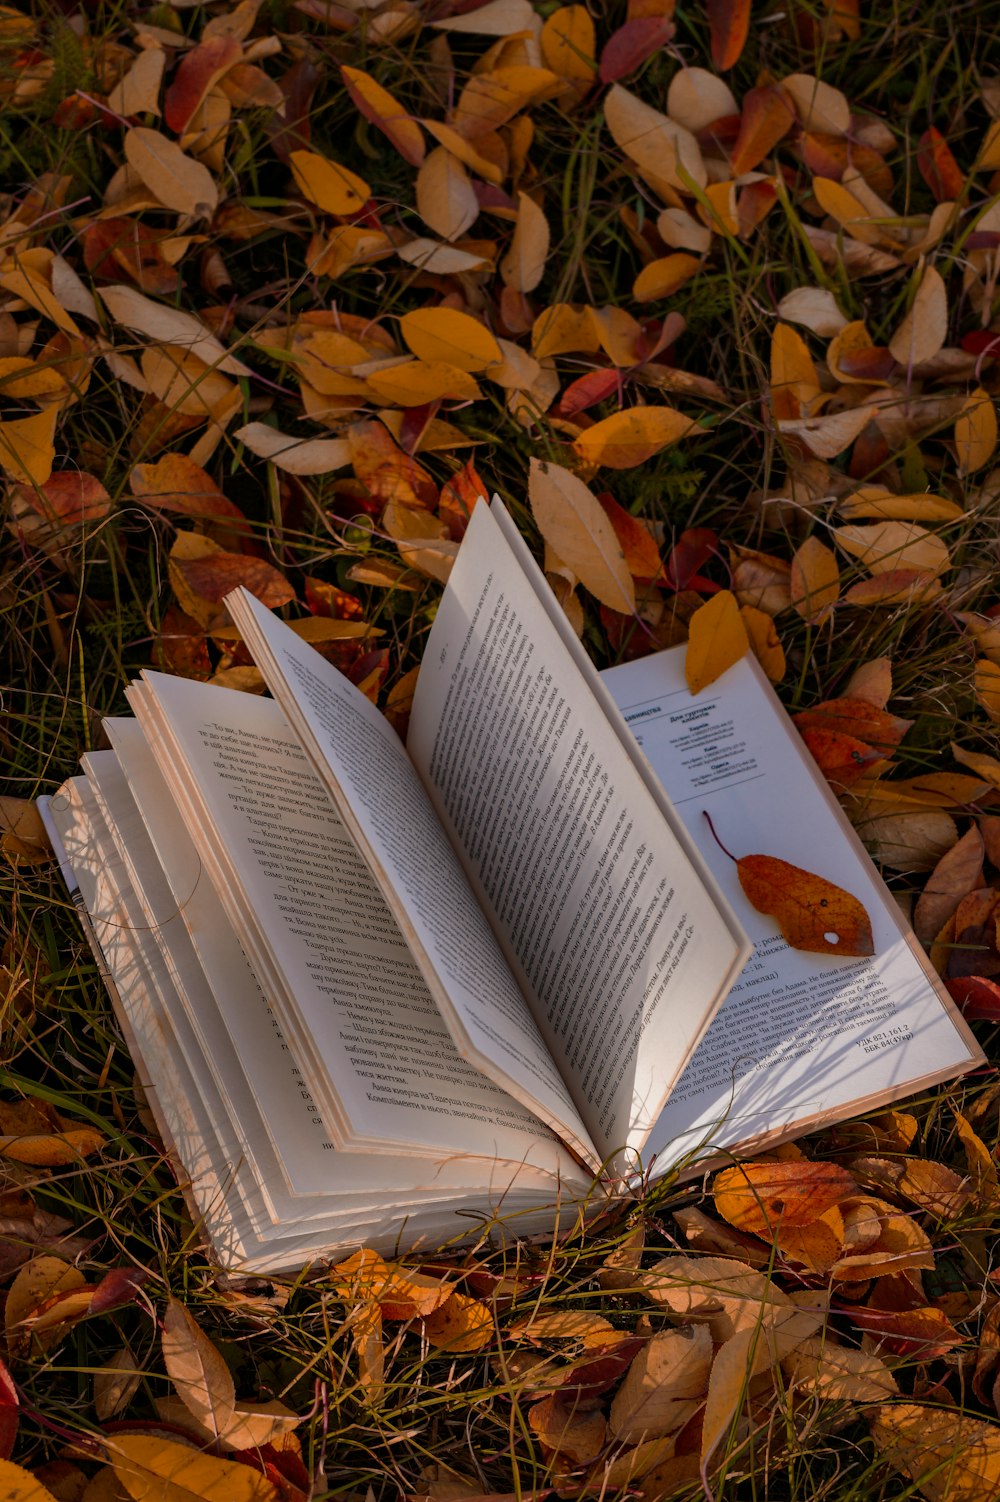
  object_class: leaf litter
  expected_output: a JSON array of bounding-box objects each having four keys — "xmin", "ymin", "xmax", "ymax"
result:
[{"xmin": 2, "ymin": 0, "xmax": 1000, "ymax": 1496}]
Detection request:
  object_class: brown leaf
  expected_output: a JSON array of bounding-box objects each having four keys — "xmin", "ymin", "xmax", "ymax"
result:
[
  {"xmin": 608, "ymin": 1326, "xmax": 711, "ymax": 1441},
  {"xmin": 499, "ymin": 191, "xmax": 549, "ymax": 292},
  {"xmin": 782, "ymin": 1335, "xmax": 897, "ymax": 1400},
  {"xmin": 913, "ymin": 825, "xmax": 986, "ymax": 945},
  {"xmin": 415, "ymin": 148, "xmax": 479, "ymax": 241},
  {"xmin": 5, "ymin": 1256, "xmax": 85, "ymax": 1358},
  {"xmin": 528, "ymin": 458, "xmax": 635, "ymax": 612},
  {"xmin": 955, "ymin": 388, "xmax": 998, "ymax": 474},
  {"xmin": 161, "ymin": 1298, "xmax": 235, "ymax": 1441},
  {"xmin": 888, "ymin": 263, "xmax": 948, "ymax": 368},
  {"xmin": 528, "ymin": 1394, "xmax": 606, "ymax": 1465},
  {"xmin": 124, "ymin": 128, "xmax": 219, "ymax": 218},
  {"xmin": 423, "ymin": 1292, "xmax": 492, "ymax": 1352}
]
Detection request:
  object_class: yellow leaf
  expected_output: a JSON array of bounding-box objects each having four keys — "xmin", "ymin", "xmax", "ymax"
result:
[
  {"xmin": 632, "ymin": 253, "xmax": 701, "ymax": 302},
  {"xmin": 419, "ymin": 120, "xmax": 505, "ymax": 184},
  {"xmin": 586, "ymin": 305, "xmax": 643, "ymax": 366},
  {"xmin": 870, "ymin": 1403, "xmax": 1000, "ymax": 1502},
  {"xmin": 290, "ymin": 148, "xmax": 370, "ymax": 216},
  {"xmin": 701, "ymin": 1327, "xmax": 758, "ymax": 1471},
  {"xmin": 0, "ymin": 356, "xmax": 67, "ymax": 400},
  {"xmin": 790, "ymin": 535, "xmax": 840, "ymax": 623},
  {"xmin": 0, "ymin": 1458, "xmax": 61, "ymax": 1500},
  {"xmin": 0, "ymin": 247, "xmax": 84, "ymax": 335},
  {"xmin": 365, "ymin": 360, "xmax": 481, "ymax": 406},
  {"xmin": 770, "ymin": 322, "xmax": 820, "ymax": 420},
  {"xmin": 888, "ymin": 262, "xmax": 949, "ymax": 368},
  {"xmin": 827, "ymin": 321, "xmax": 887, "ymax": 386},
  {"xmin": 341, "ymin": 65, "xmax": 425, "ymax": 166},
  {"xmin": 685, "ymin": 590, "xmax": 749, "ymax": 694},
  {"xmin": 422, "ymin": 1292, "xmax": 493, "ymax": 1352},
  {"xmin": 500, "ymin": 190, "xmax": 550, "ymax": 291},
  {"xmin": 955, "ymin": 387, "xmax": 998, "ymax": 473},
  {"xmin": 528, "ymin": 457, "xmax": 635, "ymax": 612},
  {"xmin": 124, "ymin": 128, "xmax": 218, "ymax": 217},
  {"xmin": 834, "ymin": 521, "xmax": 950, "ymax": 577},
  {"xmin": 812, "ymin": 175, "xmax": 879, "ymax": 242},
  {"xmin": 837, "ymin": 487, "xmax": 963, "ymax": 522},
  {"xmin": 609, "ymin": 1326, "xmax": 711, "ymax": 1441},
  {"xmin": 110, "ymin": 1436, "xmax": 280, "ymax": 1502},
  {"xmin": 415, "ymin": 147, "xmax": 479, "ymax": 241},
  {"xmin": 0, "ymin": 1126, "xmax": 104, "ymax": 1164},
  {"xmin": 5, "ymin": 1255, "xmax": 85, "ymax": 1358},
  {"xmin": 572, "ymin": 405, "xmax": 701, "ymax": 469},
  {"xmin": 0, "ymin": 406, "xmax": 57, "ymax": 485},
  {"xmin": 540, "ymin": 4, "xmax": 596, "ymax": 82},
  {"xmin": 398, "ymin": 308, "xmax": 501, "ymax": 371},
  {"xmin": 740, "ymin": 605, "xmax": 785, "ymax": 682},
  {"xmin": 975, "ymin": 659, "xmax": 1000, "ymax": 723},
  {"xmin": 451, "ymin": 65, "xmax": 558, "ymax": 139}
]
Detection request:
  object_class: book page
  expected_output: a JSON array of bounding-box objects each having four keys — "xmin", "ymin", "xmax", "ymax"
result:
[
  {"xmin": 128, "ymin": 673, "xmax": 586, "ymax": 1178},
  {"xmin": 407, "ymin": 500, "xmax": 749, "ymax": 1164},
  {"xmin": 602, "ymin": 648, "xmax": 983, "ymax": 1172},
  {"xmin": 226, "ymin": 590, "xmax": 596, "ymax": 1166}
]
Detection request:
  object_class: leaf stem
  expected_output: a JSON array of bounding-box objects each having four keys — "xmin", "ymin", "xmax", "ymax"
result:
[{"xmin": 702, "ymin": 810, "xmax": 738, "ymax": 862}]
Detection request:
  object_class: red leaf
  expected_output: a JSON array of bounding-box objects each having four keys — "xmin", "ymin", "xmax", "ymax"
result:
[
  {"xmin": 439, "ymin": 459, "xmax": 486, "ymax": 540},
  {"xmin": 665, "ymin": 527, "xmax": 718, "ymax": 590},
  {"xmin": 156, "ymin": 606, "xmax": 211, "ymax": 680},
  {"xmin": 554, "ymin": 369, "xmax": 622, "ymax": 418},
  {"xmin": 305, "ymin": 578, "xmax": 364, "ymax": 619},
  {"xmin": 835, "ymin": 346, "xmax": 897, "ymax": 383},
  {"xmin": 598, "ymin": 16, "xmax": 675, "ymax": 82},
  {"xmin": 0, "ymin": 1355, "xmax": 17, "ymax": 1461},
  {"xmin": 961, "ymin": 331, "xmax": 1000, "ymax": 359},
  {"xmin": 595, "ymin": 491, "xmax": 662, "ymax": 580},
  {"xmin": 707, "ymin": 0, "xmax": 751, "ymax": 69},
  {"xmin": 917, "ymin": 127, "xmax": 965, "ymax": 203},
  {"xmin": 83, "ymin": 218, "xmax": 179, "ymax": 295},
  {"xmin": 17, "ymin": 473, "xmax": 111, "ymax": 525},
  {"xmin": 730, "ymin": 85, "xmax": 796, "ymax": 176},
  {"xmin": 163, "ymin": 36, "xmax": 242, "ymax": 134},
  {"xmin": 843, "ymin": 1305, "xmax": 963, "ymax": 1359},
  {"xmin": 797, "ymin": 727, "xmax": 885, "ymax": 787},
  {"xmin": 175, "ymin": 551, "xmax": 295, "ymax": 609},
  {"xmin": 90, "ymin": 1267, "xmax": 150, "ymax": 1316},
  {"xmin": 946, "ymin": 975, "xmax": 1000, "ymax": 1021},
  {"xmin": 268, "ymin": 59, "xmax": 321, "ymax": 163}
]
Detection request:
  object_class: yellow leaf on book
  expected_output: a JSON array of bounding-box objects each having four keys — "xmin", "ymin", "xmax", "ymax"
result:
[{"xmin": 685, "ymin": 589, "xmax": 748, "ymax": 694}]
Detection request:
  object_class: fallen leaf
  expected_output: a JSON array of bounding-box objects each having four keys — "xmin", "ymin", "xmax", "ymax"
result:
[
  {"xmin": 781, "ymin": 74, "xmax": 850, "ymax": 135},
  {"xmin": 955, "ymin": 388, "xmax": 998, "ymax": 473},
  {"xmin": 729, "ymin": 848, "xmax": 875, "ymax": 955},
  {"xmin": 528, "ymin": 458, "xmax": 635, "ymax": 612},
  {"xmin": 776, "ymin": 286, "xmax": 847, "ymax": 336},
  {"xmin": 604, "ymin": 84, "xmax": 707, "ymax": 193},
  {"xmin": 399, "ymin": 309, "xmax": 501, "ymax": 372},
  {"xmin": 0, "ymin": 1459, "xmax": 61, "ymax": 1500},
  {"xmin": 341, "ymin": 65, "xmax": 425, "ymax": 166},
  {"xmin": 666, "ymin": 67, "xmax": 737, "ymax": 133},
  {"xmin": 99, "ymin": 285, "xmax": 250, "ymax": 375},
  {"xmin": 528, "ymin": 1394, "xmax": 606, "ymax": 1465},
  {"xmin": 432, "ymin": 0, "xmax": 537, "ymax": 33},
  {"xmin": 415, "ymin": 147, "xmax": 479, "ymax": 241},
  {"xmin": 714, "ymin": 1160, "xmax": 857, "ymax": 1235},
  {"xmin": 730, "ymin": 84, "xmax": 796, "ymax": 176},
  {"xmin": 0, "ymin": 407, "xmax": 57, "ymax": 486},
  {"xmin": 975, "ymin": 659, "xmax": 1000, "ymax": 722},
  {"xmin": 779, "ymin": 405, "xmax": 874, "ymax": 459},
  {"xmin": 110, "ymin": 1434, "xmax": 280, "ymax": 1501},
  {"xmin": 790, "ymin": 536, "xmax": 840, "ymax": 624},
  {"xmin": 834, "ymin": 521, "xmax": 950, "ymax": 577},
  {"xmin": 684, "ymin": 589, "xmax": 749, "ymax": 693},
  {"xmin": 918, "ymin": 127, "xmax": 965, "ymax": 202},
  {"xmin": 783, "ymin": 1336, "xmax": 897, "ymax": 1400},
  {"xmin": 572, "ymin": 405, "xmax": 701, "ymax": 468},
  {"xmin": 500, "ymin": 191, "xmax": 550, "ymax": 292},
  {"xmin": 633, "ymin": 252, "xmax": 701, "ymax": 302},
  {"xmin": 740, "ymin": 605, "xmax": 785, "ymax": 682},
  {"xmin": 887, "ymin": 263, "xmax": 948, "ymax": 368},
  {"xmin": 608, "ymin": 1326, "xmax": 712, "ymax": 1441},
  {"xmin": 540, "ymin": 5, "xmax": 596, "ymax": 85},
  {"xmin": 701, "ymin": 1327, "xmax": 757, "ymax": 1473},
  {"xmin": 956, "ymin": 611, "xmax": 1000, "ymax": 665},
  {"xmin": 599, "ymin": 17, "xmax": 675, "ymax": 85},
  {"xmin": 707, "ymin": 0, "xmax": 750, "ymax": 69},
  {"xmin": 913, "ymin": 825, "xmax": 986, "ymax": 945},
  {"xmin": 290, "ymin": 148, "xmax": 371, "ymax": 216},
  {"xmin": 423, "ymin": 1292, "xmax": 492, "ymax": 1352},
  {"xmin": 124, "ymin": 128, "xmax": 219, "ymax": 218},
  {"xmin": 870, "ymin": 1403, "xmax": 1000, "ymax": 1501},
  {"xmin": 161, "ymin": 1298, "xmax": 236, "ymax": 1442},
  {"xmin": 235, "ymin": 423, "xmax": 352, "ymax": 474}
]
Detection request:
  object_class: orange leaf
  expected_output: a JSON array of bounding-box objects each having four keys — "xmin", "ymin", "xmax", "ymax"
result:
[
  {"xmin": 714, "ymin": 1161, "xmax": 858, "ymax": 1236},
  {"xmin": 955, "ymin": 387, "xmax": 998, "ymax": 474},
  {"xmin": 130, "ymin": 454, "xmax": 245, "ymax": 523},
  {"xmin": 572, "ymin": 405, "xmax": 701, "ymax": 468},
  {"xmin": 707, "ymin": 0, "xmax": 750, "ymax": 69},
  {"xmin": 540, "ymin": 4, "xmax": 597, "ymax": 83},
  {"xmin": 917, "ymin": 126, "xmax": 966, "ymax": 202},
  {"xmin": 632, "ymin": 252, "xmax": 701, "ymax": 302},
  {"xmin": 792, "ymin": 697, "xmax": 911, "ymax": 751},
  {"xmin": 398, "ymin": 308, "xmax": 501, "ymax": 372},
  {"xmin": 290, "ymin": 149, "xmax": 370, "ymax": 216},
  {"xmin": 422, "ymin": 1292, "xmax": 493, "ymax": 1352},
  {"xmin": 172, "ymin": 539, "xmax": 295, "ymax": 611},
  {"xmin": 729, "ymin": 85, "xmax": 796, "ymax": 176},
  {"xmin": 0, "ymin": 407, "xmax": 57, "ymax": 486},
  {"xmin": 684, "ymin": 589, "xmax": 749, "ymax": 693},
  {"xmin": 770, "ymin": 322, "xmax": 819, "ymax": 421},
  {"xmin": 595, "ymin": 491, "xmax": 662, "ymax": 580},
  {"xmin": 797, "ymin": 727, "xmax": 885, "ymax": 788},
  {"xmin": 734, "ymin": 851, "xmax": 875, "ymax": 955},
  {"xmin": 341, "ymin": 65, "xmax": 425, "ymax": 166}
]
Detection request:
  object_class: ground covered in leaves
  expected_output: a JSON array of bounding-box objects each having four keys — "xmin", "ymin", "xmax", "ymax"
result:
[{"xmin": 3, "ymin": 0, "xmax": 1000, "ymax": 1496}]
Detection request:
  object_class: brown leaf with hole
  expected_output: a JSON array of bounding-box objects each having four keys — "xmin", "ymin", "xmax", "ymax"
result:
[
  {"xmin": 714, "ymin": 1160, "xmax": 857, "ymax": 1237},
  {"xmin": 734, "ymin": 853, "xmax": 874, "ymax": 955}
]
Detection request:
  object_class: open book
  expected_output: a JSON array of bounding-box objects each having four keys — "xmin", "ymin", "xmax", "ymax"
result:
[{"xmin": 41, "ymin": 499, "xmax": 982, "ymax": 1272}]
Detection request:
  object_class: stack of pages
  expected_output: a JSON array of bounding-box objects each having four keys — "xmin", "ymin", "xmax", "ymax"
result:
[{"xmin": 41, "ymin": 499, "xmax": 981, "ymax": 1271}]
